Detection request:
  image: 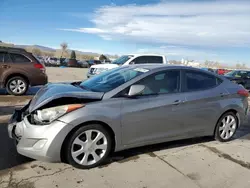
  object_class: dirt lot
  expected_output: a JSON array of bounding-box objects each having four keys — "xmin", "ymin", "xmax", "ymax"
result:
[{"xmin": 1, "ymin": 67, "xmax": 250, "ymax": 188}]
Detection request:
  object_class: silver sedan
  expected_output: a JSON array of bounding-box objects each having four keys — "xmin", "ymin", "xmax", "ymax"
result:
[{"xmin": 8, "ymin": 65, "xmax": 249, "ymax": 169}]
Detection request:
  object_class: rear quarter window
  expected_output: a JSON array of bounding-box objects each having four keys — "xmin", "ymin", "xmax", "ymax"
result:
[
  {"xmin": 184, "ymin": 70, "xmax": 221, "ymax": 92},
  {"xmin": 10, "ymin": 53, "xmax": 31, "ymax": 63},
  {"xmin": 134, "ymin": 56, "xmax": 163, "ymax": 64}
]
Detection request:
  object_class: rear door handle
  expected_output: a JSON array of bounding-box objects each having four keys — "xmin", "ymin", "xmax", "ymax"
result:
[
  {"xmin": 220, "ymin": 92, "xmax": 227, "ymax": 97},
  {"xmin": 172, "ymin": 100, "xmax": 183, "ymax": 105},
  {"xmin": 1, "ymin": 64, "xmax": 10, "ymax": 69}
]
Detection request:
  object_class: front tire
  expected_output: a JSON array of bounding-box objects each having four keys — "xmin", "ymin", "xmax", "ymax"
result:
[
  {"xmin": 66, "ymin": 124, "xmax": 112, "ymax": 169},
  {"xmin": 6, "ymin": 76, "xmax": 28, "ymax": 96},
  {"xmin": 214, "ymin": 112, "xmax": 238, "ymax": 142}
]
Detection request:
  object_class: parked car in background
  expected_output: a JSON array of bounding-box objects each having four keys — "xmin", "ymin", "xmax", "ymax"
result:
[
  {"xmin": 68, "ymin": 59, "xmax": 78, "ymax": 67},
  {"xmin": 224, "ymin": 70, "xmax": 250, "ymax": 90},
  {"xmin": 216, "ymin": 69, "xmax": 231, "ymax": 75},
  {"xmin": 87, "ymin": 54, "xmax": 167, "ymax": 78},
  {"xmin": 101, "ymin": 59, "xmax": 111, "ymax": 64},
  {"xmin": 0, "ymin": 47, "xmax": 48, "ymax": 95},
  {"xmin": 46, "ymin": 57, "xmax": 60, "ymax": 67},
  {"xmin": 200, "ymin": 67, "xmax": 215, "ymax": 73},
  {"xmin": 77, "ymin": 60, "xmax": 89, "ymax": 68},
  {"xmin": 35, "ymin": 56, "xmax": 45, "ymax": 65},
  {"xmin": 87, "ymin": 60, "xmax": 102, "ymax": 67},
  {"xmin": 8, "ymin": 65, "xmax": 248, "ymax": 169}
]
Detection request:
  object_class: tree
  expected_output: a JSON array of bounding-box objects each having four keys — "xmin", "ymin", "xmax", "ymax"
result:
[
  {"xmin": 60, "ymin": 42, "xmax": 68, "ymax": 57},
  {"xmin": 31, "ymin": 48, "xmax": 42, "ymax": 56},
  {"xmin": 70, "ymin": 50, "xmax": 76, "ymax": 59},
  {"xmin": 99, "ymin": 54, "xmax": 108, "ymax": 61}
]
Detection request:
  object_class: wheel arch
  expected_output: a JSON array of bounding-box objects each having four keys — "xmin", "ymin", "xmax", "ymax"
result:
[
  {"xmin": 213, "ymin": 109, "xmax": 239, "ymax": 136},
  {"xmin": 60, "ymin": 120, "xmax": 116, "ymax": 163},
  {"xmin": 4, "ymin": 73, "xmax": 30, "ymax": 87}
]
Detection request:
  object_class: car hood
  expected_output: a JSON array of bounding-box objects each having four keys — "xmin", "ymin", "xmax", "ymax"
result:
[
  {"xmin": 28, "ymin": 83, "xmax": 104, "ymax": 113},
  {"xmin": 90, "ymin": 64, "xmax": 119, "ymax": 69}
]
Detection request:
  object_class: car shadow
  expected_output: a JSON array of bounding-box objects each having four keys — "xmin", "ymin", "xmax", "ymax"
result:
[
  {"xmin": 98, "ymin": 136, "xmax": 214, "ymax": 168},
  {"xmin": 0, "ymin": 86, "xmax": 42, "ymax": 96},
  {"xmin": 0, "ymin": 122, "xmax": 32, "ymax": 171},
  {"xmin": 102, "ymin": 125, "xmax": 250, "ymax": 167},
  {"xmin": 233, "ymin": 124, "xmax": 250, "ymax": 140},
  {"xmin": 0, "ymin": 124, "xmax": 250, "ymax": 171}
]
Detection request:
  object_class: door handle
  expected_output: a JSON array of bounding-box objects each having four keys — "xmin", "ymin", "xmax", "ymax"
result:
[
  {"xmin": 220, "ymin": 93, "xmax": 227, "ymax": 97},
  {"xmin": 1, "ymin": 64, "xmax": 10, "ymax": 69},
  {"xmin": 172, "ymin": 100, "xmax": 183, "ymax": 105}
]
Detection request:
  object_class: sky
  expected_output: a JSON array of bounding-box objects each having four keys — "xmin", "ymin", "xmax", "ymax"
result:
[{"xmin": 0, "ymin": 0, "xmax": 250, "ymax": 65}]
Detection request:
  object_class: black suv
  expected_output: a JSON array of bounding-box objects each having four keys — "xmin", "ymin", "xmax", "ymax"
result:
[{"xmin": 224, "ymin": 70, "xmax": 250, "ymax": 90}]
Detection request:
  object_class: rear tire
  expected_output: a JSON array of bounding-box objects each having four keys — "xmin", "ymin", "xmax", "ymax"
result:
[
  {"xmin": 65, "ymin": 124, "xmax": 112, "ymax": 169},
  {"xmin": 214, "ymin": 112, "xmax": 238, "ymax": 142},
  {"xmin": 6, "ymin": 76, "xmax": 28, "ymax": 96}
]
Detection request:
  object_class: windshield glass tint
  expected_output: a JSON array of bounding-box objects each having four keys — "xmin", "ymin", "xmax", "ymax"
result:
[
  {"xmin": 225, "ymin": 71, "xmax": 236, "ymax": 76},
  {"xmin": 112, "ymin": 55, "xmax": 133, "ymax": 65},
  {"xmin": 80, "ymin": 67, "xmax": 148, "ymax": 92}
]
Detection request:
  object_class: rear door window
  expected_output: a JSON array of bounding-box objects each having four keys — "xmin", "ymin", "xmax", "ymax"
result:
[
  {"xmin": 184, "ymin": 71, "xmax": 220, "ymax": 91},
  {"xmin": 0, "ymin": 52, "xmax": 11, "ymax": 63},
  {"xmin": 10, "ymin": 53, "xmax": 30, "ymax": 63},
  {"xmin": 134, "ymin": 56, "xmax": 163, "ymax": 64}
]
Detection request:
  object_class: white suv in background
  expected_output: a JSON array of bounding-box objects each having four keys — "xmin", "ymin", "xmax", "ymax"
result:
[{"xmin": 87, "ymin": 54, "xmax": 167, "ymax": 78}]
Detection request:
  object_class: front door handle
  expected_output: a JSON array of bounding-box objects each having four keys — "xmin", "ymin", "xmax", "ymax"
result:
[
  {"xmin": 172, "ymin": 100, "xmax": 183, "ymax": 105},
  {"xmin": 1, "ymin": 64, "xmax": 10, "ymax": 69}
]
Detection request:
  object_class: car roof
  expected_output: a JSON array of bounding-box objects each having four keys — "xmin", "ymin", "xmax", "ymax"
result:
[
  {"xmin": 0, "ymin": 46, "xmax": 27, "ymax": 53},
  {"xmin": 124, "ymin": 64, "xmax": 224, "ymax": 78},
  {"xmin": 124, "ymin": 64, "xmax": 199, "ymax": 71},
  {"xmin": 127, "ymin": 54, "xmax": 164, "ymax": 57}
]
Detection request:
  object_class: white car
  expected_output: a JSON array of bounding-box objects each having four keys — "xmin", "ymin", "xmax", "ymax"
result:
[
  {"xmin": 46, "ymin": 57, "xmax": 60, "ymax": 66},
  {"xmin": 87, "ymin": 54, "xmax": 167, "ymax": 78}
]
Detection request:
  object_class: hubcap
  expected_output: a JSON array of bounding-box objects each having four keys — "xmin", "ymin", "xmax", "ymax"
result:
[
  {"xmin": 219, "ymin": 115, "xmax": 237, "ymax": 140},
  {"xmin": 71, "ymin": 130, "xmax": 108, "ymax": 166},
  {"xmin": 9, "ymin": 79, "xmax": 26, "ymax": 94}
]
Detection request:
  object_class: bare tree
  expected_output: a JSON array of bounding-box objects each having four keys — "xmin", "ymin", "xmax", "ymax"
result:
[{"xmin": 60, "ymin": 42, "xmax": 68, "ymax": 57}]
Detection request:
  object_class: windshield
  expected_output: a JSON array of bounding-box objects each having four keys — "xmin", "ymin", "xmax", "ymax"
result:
[
  {"xmin": 225, "ymin": 70, "xmax": 240, "ymax": 77},
  {"xmin": 80, "ymin": 67, "xmax": 149, "ymax": 92},
  {"xmin": 112, "ymin": 55, "xmax": 133, "ymax": 65}
]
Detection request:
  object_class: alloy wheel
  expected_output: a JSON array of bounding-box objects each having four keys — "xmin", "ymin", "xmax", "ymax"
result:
[
  {"xmin": 9, "ymin": 79, "xmax": 27, "ymax": 94},
  {"xmin": 219, "ymin": 115, "xmax": 237, "ymax": 140},
  {"xmin": 71, "ymin": 129, "xmax": 108, "ymax": 166}
]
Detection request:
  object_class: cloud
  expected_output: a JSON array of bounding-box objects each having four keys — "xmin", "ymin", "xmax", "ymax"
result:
[{"xmin": 61, "ymin": 1, "xmax": 250, "ymax": 47}]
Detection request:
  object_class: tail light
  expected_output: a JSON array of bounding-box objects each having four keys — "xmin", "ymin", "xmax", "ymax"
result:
[
  {"xmin": 237, "ymin": 89, "xmax": 249, "ymax": 97},
  {"xmin": 34, "ymin": 63, "xmax": 46, "ymax": 73}
]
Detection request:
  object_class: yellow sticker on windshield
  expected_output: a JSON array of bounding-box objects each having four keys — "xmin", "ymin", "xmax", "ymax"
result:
[{"xmin": 134, "ymin": 68, "xmax": 149, "ymax": 73}]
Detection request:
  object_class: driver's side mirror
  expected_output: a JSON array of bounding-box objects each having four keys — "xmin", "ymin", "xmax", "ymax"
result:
[{"xmin": 128, "ymin": 85, "xmax": 145, "ymax": 97}]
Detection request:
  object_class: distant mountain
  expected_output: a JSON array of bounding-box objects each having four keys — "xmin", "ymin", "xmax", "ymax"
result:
[
  {"xmin": 1, "ymin": 42, "xmax": 116, "ymax": 57},
  {"xmin": 15, "ymin": 45, "xmax": 56, "ymax": 52}
]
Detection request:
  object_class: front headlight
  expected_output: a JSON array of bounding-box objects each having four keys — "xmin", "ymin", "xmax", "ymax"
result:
[{"xmin": 34, "ymin": 104, "xmax": 84, "ymax": 124}]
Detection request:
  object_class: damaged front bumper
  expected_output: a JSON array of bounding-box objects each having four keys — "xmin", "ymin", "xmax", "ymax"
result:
[{"xmin": 8, "ymin": 102, "xmax": 69, "ymax": 162}]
